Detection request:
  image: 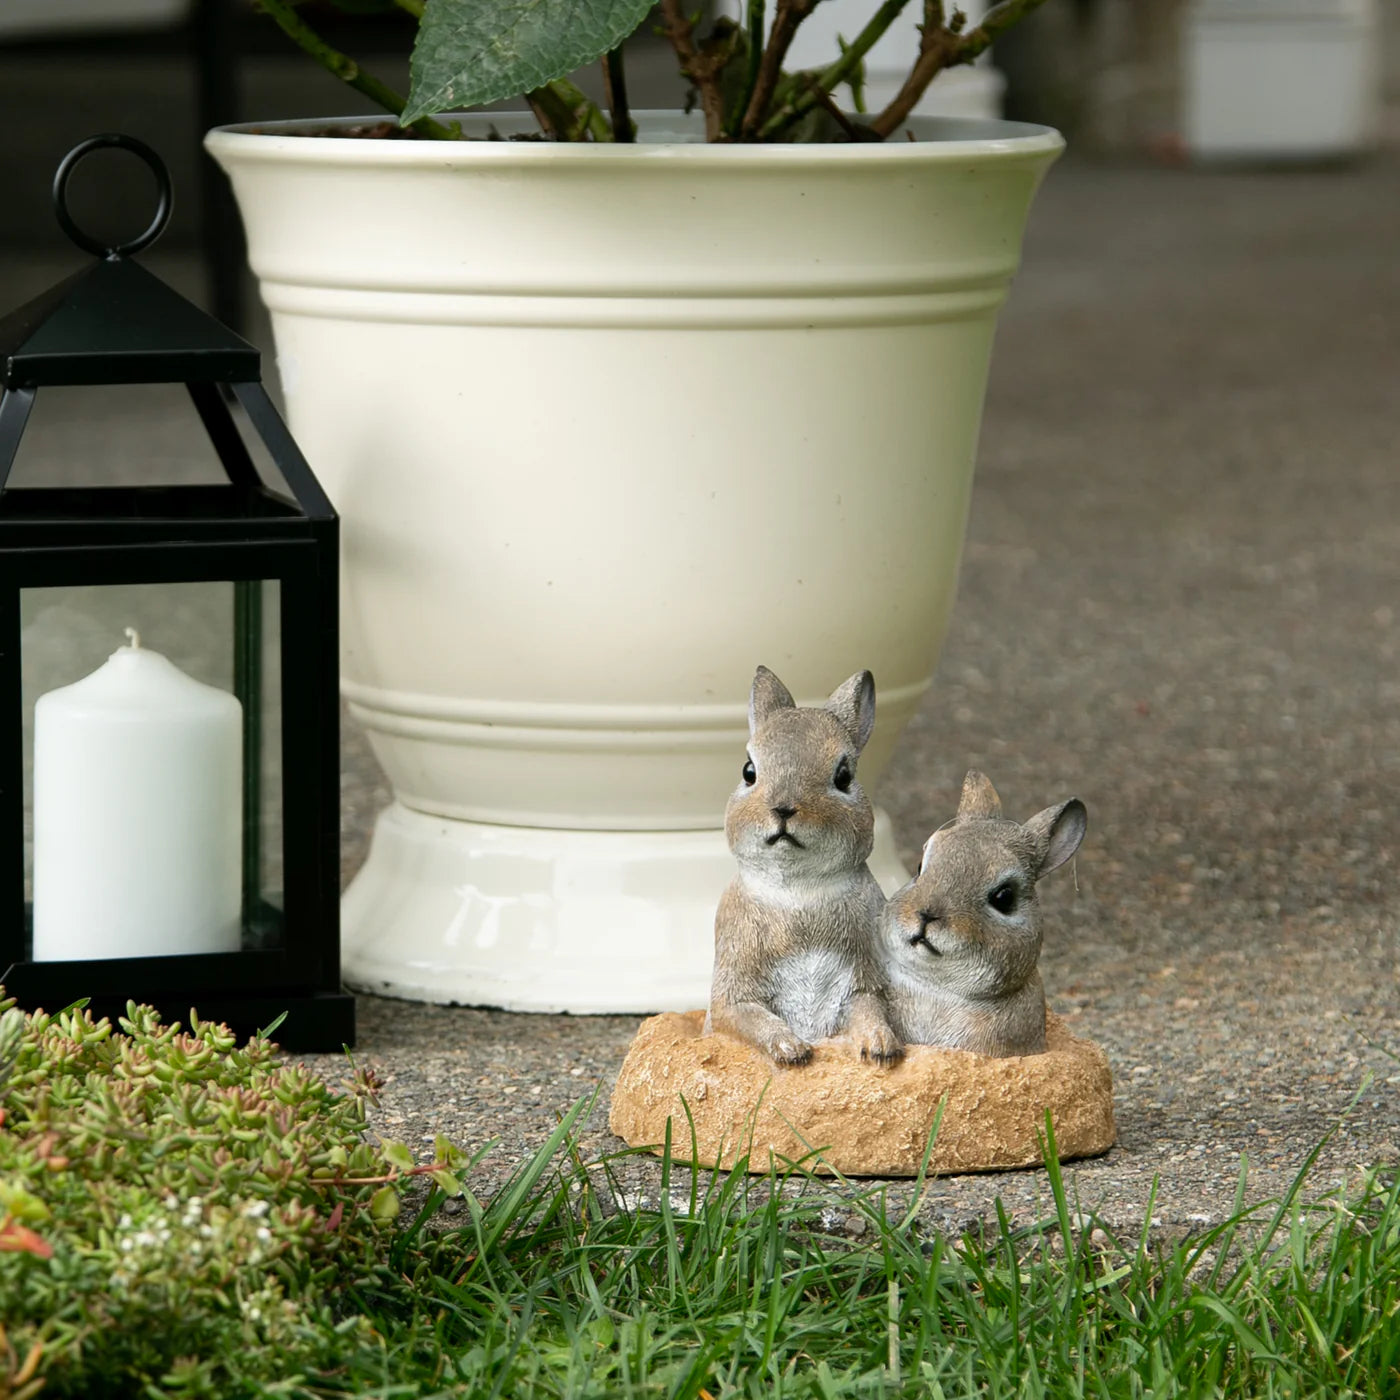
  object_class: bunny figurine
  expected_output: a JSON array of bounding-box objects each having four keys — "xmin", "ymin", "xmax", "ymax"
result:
[
  {"xmin": 705, "ymin": 666, "xmax": 902, "ymax": 1067},
  {"xmin": 877, "ymin": 771, "xmax": 1086, "ymax": 1058}
]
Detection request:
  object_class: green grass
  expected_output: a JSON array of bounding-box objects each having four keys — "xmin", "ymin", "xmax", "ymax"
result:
[
  {"xmin": 4, "ymin": 996, "xmax": 1398, "ymax": 1399},
  {"xmin": 319, "ymin": 1116, "xmax": 1400, "ymax": 1400}
]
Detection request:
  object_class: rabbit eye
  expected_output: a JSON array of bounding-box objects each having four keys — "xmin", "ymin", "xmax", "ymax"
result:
[
  {"xmin": 988, "ymin": 883, "xmax": 1018, "ymax": 915},
  {"xmin": 833, "ymin": 757, "xmax": 853, "ymax": 793},
  {"xmin": 742, "ymin": 757, "xmax": 756, "ymax": 786}
]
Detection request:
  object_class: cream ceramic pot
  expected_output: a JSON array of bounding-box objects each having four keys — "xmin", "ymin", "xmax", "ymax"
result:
[{"xmin": 207, "ymin": 112, "xmax": 1062, "ymax": 1013}]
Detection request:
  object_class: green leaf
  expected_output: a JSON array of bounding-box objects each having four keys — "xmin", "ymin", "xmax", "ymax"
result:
[
  {"xmin": 380, "ymin": 1140, "xmax": 415, "ymax": 1172},
  {"xmin": 428, "ymin": 1169, "xmax": 462, "ymax": 1196},
  {"xmin": 434, "ymin": 1134, "xmax": 468, "ymax": 1171},
  {"xmin": 0, "ymin": 1181, "xmax": 50, "ymax": 1224},
  {"xmin": 256, "ymin": 1010, "xmax": 289, "ymax": 1041},
  {"xmin": 404, "ymin": 0, "xmax": 654, "ymax": 123},
  {"xmin": 369, "ymin": 1186, "xmax": 401, "ymax": 1222}
]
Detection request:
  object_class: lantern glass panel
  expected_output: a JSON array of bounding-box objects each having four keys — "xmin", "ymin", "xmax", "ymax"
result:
[
  {"xmin": 5, "ymin": 384, "xmax": 231, "ymax": 489},
  {"xmin": 19, "ymin": 577, "xmax": 285, "ymax": 962}
]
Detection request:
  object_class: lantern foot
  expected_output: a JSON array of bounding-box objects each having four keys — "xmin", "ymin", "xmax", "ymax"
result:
[{"xmin": 341, "ymin": 802, "xmax": 910, "ymax": 1015}]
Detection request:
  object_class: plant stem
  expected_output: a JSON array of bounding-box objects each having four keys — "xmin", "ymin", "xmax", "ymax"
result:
[
  {"xmin": 839, "ymin": 34, "xmax": 868, "ymax": 113},
  {"xmin": 390, "ymin": 0, "xmax": 425, "ymax": 17},
  {"xmin": 870, "ymin": 0, "xmax": 1048, "ymax": 136},
  {"xmin": 955, "ymin": 0, "xmax": 1052, "ymax": 63},
  {"xmin": 867, "ymin": 0, "xmax": 953, "ymax": 137},
  {"xmin": 658, "ymin": 0, "xmax": 728, "ymax": 141},
  {"xmin": 253, "ymin": 0, "xmax": 457, "ymax": 139},
  {"xmin": 726, "ymin": 0, "xmax": 767, "ymax": 138},
  {"xmin": 603, "ymin": 46, "xmax": 636, "ymax": 142},
  {"xmin": 526, "ymin": 90, "xmax": 562, "ymax": 139},
  {"xmin": 802, "ymin": 75, "xmax": 874, "ymax": 139},
  {"xmin": 309, "ymin": 1163, "xmax": 448, "ymax": 1189},
  {"xmin": 527, "ymin": 79, "xmax": 614, "ymax": 141},
  {"xmin": 739, "ymin": 0, "xmax": 820, "ymax": 138},
  {"xmin": 756, "ymin": 0, "xmax": 913, "ymax": 139}
]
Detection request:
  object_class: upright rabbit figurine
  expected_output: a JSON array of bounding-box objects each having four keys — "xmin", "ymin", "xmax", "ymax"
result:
[
  {"xmin": 877, "ymin": 771, "xmax": 1086, "ymax": 1058},
  {"xmin": 706, "ymin": 666, "xmax": 901, "ymax": 1067}
]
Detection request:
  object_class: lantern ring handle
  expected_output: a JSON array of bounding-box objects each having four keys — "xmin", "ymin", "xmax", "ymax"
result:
[{"xmin": 52, "ymin": 134, "xmax": 173, "ymax": 259}]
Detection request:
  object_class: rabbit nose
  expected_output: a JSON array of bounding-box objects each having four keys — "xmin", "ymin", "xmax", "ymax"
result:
[
  {"xmin": 909, "ymin": 908, "xmax": 945, "ymax": 953},
  {"xmin": 912, "ymin": 907, "xmax": 946, "ymax": 940},
  {"xmin": 772, "ymin": 805, "xmax": 797, "ymax": 821}
]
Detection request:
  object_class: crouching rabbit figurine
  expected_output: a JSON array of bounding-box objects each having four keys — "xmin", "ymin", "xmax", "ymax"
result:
[
  {"xmin": 878, "ymin": 770, "xmax": 1086, "ymax": 1057},
  {"xmin": 706, "ymin": 666, "xmax": 901, "ymax": 1067}
]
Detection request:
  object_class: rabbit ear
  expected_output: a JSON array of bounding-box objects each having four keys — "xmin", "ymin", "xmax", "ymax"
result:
[
  {"xmin": 825, "ymin": 670, "xmax": 876, "ymax": 754},
  {"xmin": 1024, "ymin": 798, "xmax": 1087, "ymax": 876},
  {"xmin": 957, "ymin": 770, "xmax": 1002, "ymax": 820},
  {"xmin": 749, "ymin": 665, "xmax": 796, "ymax": 735},
  {"xmin": 917, "ymin": 829, "xmax": 942, "ymax": 873}
]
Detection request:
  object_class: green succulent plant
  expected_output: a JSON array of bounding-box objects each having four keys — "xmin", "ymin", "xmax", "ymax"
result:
[{"xmin": 0, "ymin": 992, "xmax": 467, "ymax": 1399}]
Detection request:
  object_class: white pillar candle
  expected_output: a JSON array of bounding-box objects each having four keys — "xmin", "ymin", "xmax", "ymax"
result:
[{"xmin": 32, "ymin": 629, "xmax": 243, "ymax": 962}]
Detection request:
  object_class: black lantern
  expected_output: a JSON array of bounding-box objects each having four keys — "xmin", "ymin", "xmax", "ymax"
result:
[{"xmin": 0, "ymin": 135, "xmax": 352, "ymax": 1051}]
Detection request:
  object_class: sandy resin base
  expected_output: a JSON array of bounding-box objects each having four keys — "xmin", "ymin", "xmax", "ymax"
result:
[{"xmin": 609, "ymin": 1009, "xmax": 1116, "ymax": 1176}]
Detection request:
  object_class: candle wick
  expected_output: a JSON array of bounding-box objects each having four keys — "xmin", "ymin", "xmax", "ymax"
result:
[{"xmin": 124, "ymin": 627, "xmax": 141, "ymax": 650}]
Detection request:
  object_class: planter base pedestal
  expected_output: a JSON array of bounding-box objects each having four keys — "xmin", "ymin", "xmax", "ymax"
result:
[{"xmin": 342, "ymin": 802, "xmax": 911, "ymax": 1014}]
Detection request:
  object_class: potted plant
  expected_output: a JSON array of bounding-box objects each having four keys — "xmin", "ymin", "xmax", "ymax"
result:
[{"xmin": 206, "ymin": 0, "xmax": 1063, "ymax": 1016}]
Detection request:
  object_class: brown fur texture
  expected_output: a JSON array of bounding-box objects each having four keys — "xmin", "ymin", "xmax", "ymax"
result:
[
  {"xmin": 706, "ymin": 666, "xmax": 900, "ymax": 1067},
  {"xmin": 877, "ymin": 771, "xmax": 1087, "ymax": 1058}
]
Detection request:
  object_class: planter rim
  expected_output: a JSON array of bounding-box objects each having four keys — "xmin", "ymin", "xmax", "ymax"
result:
[{"xmin": 206, "ymin": 110, "xmax": 1063, "ymax": 169}]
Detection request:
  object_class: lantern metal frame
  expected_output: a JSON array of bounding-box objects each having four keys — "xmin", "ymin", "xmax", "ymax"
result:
[{"xmin": 0, "ymin": 134, "xmax": 352, "ymax": 1051}]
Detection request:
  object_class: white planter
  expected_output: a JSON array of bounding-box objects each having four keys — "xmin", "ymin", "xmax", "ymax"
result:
[
  {"xmin": 207, "ymin": 111, "xmax": 1062, "ymax": 1013},
  {"xmin": 1184, "ymin": 0, "xmax": 1379, "ymax": 160}
]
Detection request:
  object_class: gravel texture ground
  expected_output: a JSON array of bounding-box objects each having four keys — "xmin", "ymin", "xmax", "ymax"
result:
[{"xmin": 5, "ymin": 143, "xmax": 1397, "ymax": 1237}]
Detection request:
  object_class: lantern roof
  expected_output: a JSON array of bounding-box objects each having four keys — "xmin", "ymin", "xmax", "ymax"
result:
[
  {"xmin": 0, "ymin": 134, "xmax": 333, "ymax": 529},
  {"xmin": 0, "ymin": 132, "xmax": 260, "ymax": 390},
  {"xmin": 0, "ymin": 256, "xmax": 260, "ymax": 389}
]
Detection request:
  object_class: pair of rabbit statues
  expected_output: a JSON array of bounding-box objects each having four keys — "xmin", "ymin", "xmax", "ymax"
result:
[{"xmin": 706, "ymin": 666, "xmax": 1087, "ymax": 1066}]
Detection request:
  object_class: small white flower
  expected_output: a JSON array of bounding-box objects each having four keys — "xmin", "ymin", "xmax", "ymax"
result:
[
  {"xmin": 241, "ymin": 1200, "xmax": 270, "ymax": 1220},
  {"xmin": 255, "ymin": 1227, "xmax": 272, "ymax": 1243}
]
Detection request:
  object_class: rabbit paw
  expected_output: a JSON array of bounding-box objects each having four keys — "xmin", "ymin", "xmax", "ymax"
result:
[
  {"xmin": 766, "ymin": 1033, "xmax": 814, "ymax": 1066},
  {"xmin": 857, "ymin": 1024, "xmax": 904, "ymax": 1067}
]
